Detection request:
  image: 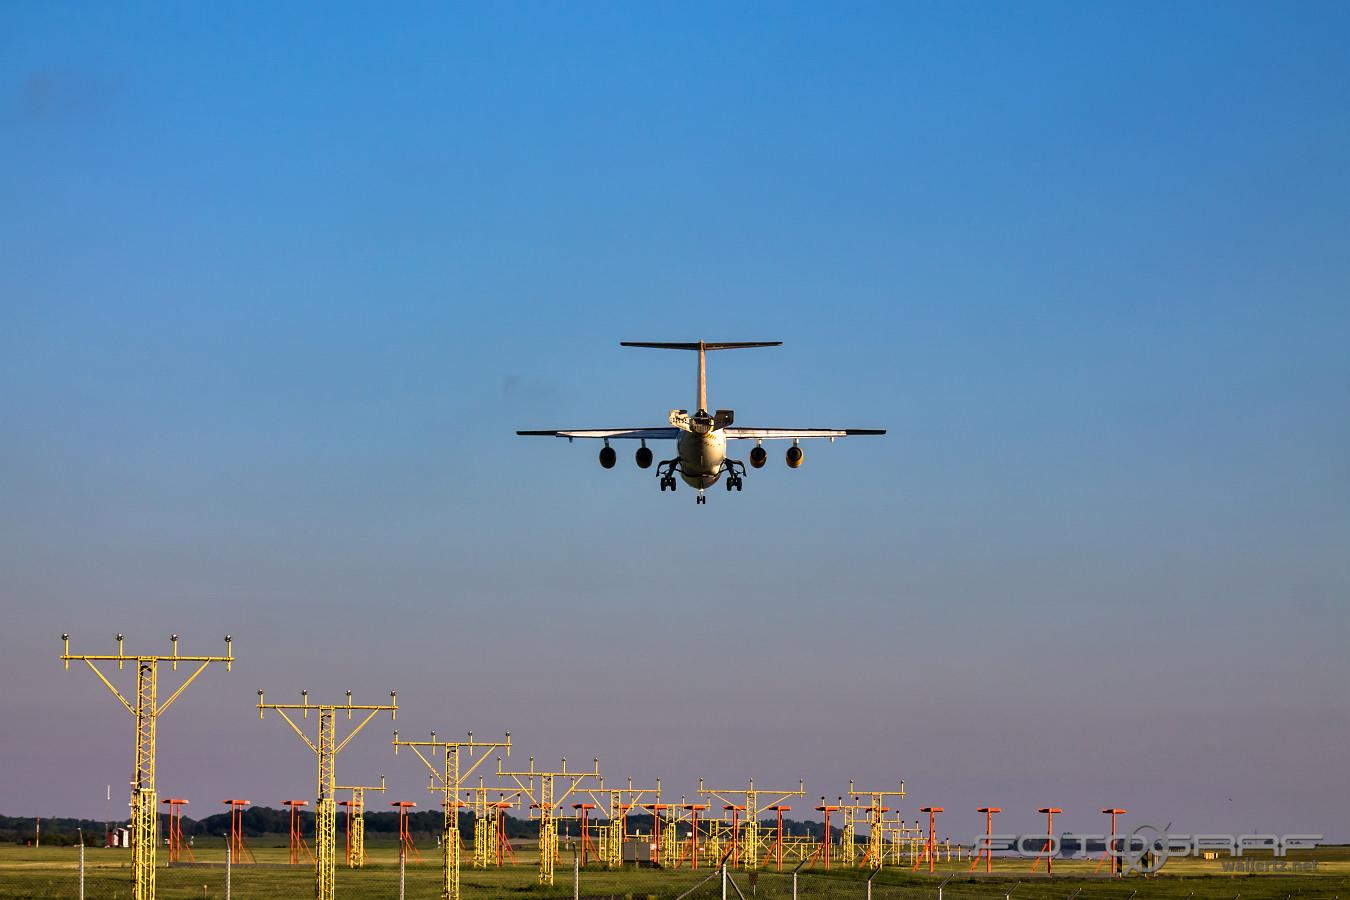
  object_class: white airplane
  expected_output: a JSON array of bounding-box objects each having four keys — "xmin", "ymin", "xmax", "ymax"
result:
[{"xmin": 518, "ymin": 341, "xmax": 885, "ymax": 504}]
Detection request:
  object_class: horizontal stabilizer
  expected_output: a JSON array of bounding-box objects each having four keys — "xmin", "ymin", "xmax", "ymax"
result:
[{"xmin": 620, "ymin": 341, "xmax": 782, "ymax": 351}]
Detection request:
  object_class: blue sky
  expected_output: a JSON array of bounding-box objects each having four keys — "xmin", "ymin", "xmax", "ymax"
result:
[{"xmin": 2, "ymin": 3, "xmax": 1348, "ymax": 840}]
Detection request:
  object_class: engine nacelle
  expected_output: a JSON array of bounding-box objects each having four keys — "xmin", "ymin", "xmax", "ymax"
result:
[
  {"xmin": 786, "ymin": 445, "xmax": 804, "ymax": 468},
  {"xmin": 635, "ymin": 446, "xmax": 653, "ymax": 469},
  {"xmin": 599, "ymin": 446, "xmax": 617, "ymax": 468},
  {"xmin": 749, "ymin": 446, "xmax": 767, "ymax": 468}
]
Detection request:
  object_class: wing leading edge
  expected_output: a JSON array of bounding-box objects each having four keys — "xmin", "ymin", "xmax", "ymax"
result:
[
  {"xmin": 516, "ymin": 427, "xmax": 681, "ymax": 440},
  {"xmin": 723, "ymin": 427, "xmax": 886, "ymax": 439},
  {"xmin": 516, "ymin": 427, "xmax": 884, "ymax": 440}
]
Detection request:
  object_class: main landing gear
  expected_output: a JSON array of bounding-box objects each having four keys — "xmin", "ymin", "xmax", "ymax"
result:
[
  {"xmin": 657, "ymin": 458, "xmax": 748, "ymax": 503},
  {"xmin": 722, "ymin": 458, "xmax": 746, "ymax": 492},
  {"xmin": 656, "ymin": 457, "xmax": 681, "ymax": 493}
]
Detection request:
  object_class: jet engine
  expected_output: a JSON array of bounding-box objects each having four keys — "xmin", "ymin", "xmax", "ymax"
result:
[
  {"xmin": 786, "ymin": 445, "xmax": 804, "ymax": 468},
  {"xmin": 599, "ymin": 446, "xmax": 617, "ymax": 468},
  {"xmin": 749, "ymin": 446, "xmax": 767, "ymax": 468},
  {"xmin": 635, "ymin": 446, "xmax": 653, "ymax": 469}
]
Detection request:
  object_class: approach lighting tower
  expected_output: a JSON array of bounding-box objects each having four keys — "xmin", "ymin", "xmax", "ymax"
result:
[
  {"xmin": 970, "ymin": 807, "xmax": 1001, "ymax": 873},
  {"xmin": 161, "ymin": 799, "xmax": 193, "ymax": 863},
  {"xmin": 810, "ymin": 798, "xmax": 843, "ymax": 870},
  {"xmin": 1095, "ymin": 808, "xmax": 1127, "ymax": 875},
  {"xmin": 490, "ymin": 799, "xmax": 519, "ymax": 864},
  {"xmin": 644, "ymin": 802, "xmax": 673, "ymax": 866},
  {"xmin": 223, "ymin": 800, "xmax": 256, "ymax": 864},
  {"xmin": 257, "ymin": 689, "xmax": 397, "ymax": 900},
  {"xmin": 852, "ymin": 782, "xmax": 906, "ymax": 870},
  {"xmin": 497, "ymin": 755, "xmax": 602, "ymax": 885},
  {"xmin": 61, "ymin": 633, "xmax": 233, "ymax": 900},
  {"xmin": 460, "ymin": 777, "xmax": 527, "ymax": 868},
  {"xmin": 762, "ymin": 805, "xmax": 792, "ymax": 870},
  {"xmin": 393, "ymin": 730, "xmax": 512, "ymax": 900},
  {"xmin": 677, "ymin": 802, "xmax": 711, "ymax": 869},
  {"xmin": 582, "ymin": 778, "xmax": 660, "ymax": 869},
  {"xmin": 338, "ymin": 775, "xmax": 385, "ymax": 867},
  {"xmin": 390, "ymin": 802, "xmax": 422, "ymax": 861},
  {"xmin": 283, "ymin": 800, "xmax": 314, "ymax": 864},
  {"xmin": 698, "ymin": 778, "xmax": 805, "ymax": 870},
  {"xmin": 1031, "ymin": 807, "xmax": 1062, "ymax": 874},
  {"xmin": 913, "ymin": 807, "xmax": 943, "ymax": 873}
]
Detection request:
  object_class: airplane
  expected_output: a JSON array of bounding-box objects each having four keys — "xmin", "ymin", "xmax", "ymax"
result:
[{"xmin": 517, "ymin": 341, "xmax": 885, "ymax": 504}]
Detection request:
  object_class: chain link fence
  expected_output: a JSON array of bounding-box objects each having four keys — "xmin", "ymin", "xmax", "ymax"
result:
[{"xmin": 0, "ymin": 848, "xmax": 1346, "ymax": 900}]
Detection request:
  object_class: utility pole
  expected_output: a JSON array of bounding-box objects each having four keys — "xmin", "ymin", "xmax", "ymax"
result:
[
  {"xmin": 257, "ymin": 689, "xmax": 397, "ymax": 900},
  {"xmin": 62, "ymin": 633, "xmax": 234, "ymax": 900}
]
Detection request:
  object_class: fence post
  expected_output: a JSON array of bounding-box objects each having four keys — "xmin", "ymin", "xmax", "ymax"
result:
[
  {"xmin": 722, "ymin": 864, "xmax": 728, "ymax": 900},
  {"xmin": 793, "ymin": 871, "xmax": 798, "ymax": 900},
  {"xmin": 400, "ymin": 845, "xmax": 407, "ymax": 900},
  {"xmin": 225, "ymin": 833, "xmax": 232, "ymax": 900},
  {"xmin": 574, "ymin": 849, "xmax": 580, "ymax": 900},
  {"xmin": 79, "ymin": 836, "xmax": 85, "ymax": 900}
]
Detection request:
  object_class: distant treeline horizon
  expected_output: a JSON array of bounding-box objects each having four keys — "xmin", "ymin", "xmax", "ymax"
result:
[{"xmin": 0, "ymin": 809, "xmax": 840, "ymax": 846}]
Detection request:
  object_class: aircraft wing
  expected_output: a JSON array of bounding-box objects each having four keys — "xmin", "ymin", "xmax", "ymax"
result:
[
  {"xmin": 516, "ymin": 427, "xmax": 681, "ymax": 440},
  {"xmin": 723, "ymin": 427, "xmax": 886, "ymax": 439}
]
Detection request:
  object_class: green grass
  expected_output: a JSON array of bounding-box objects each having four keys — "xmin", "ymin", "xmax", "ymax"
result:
[{"xmin": 0, "ymin": 843, "xmax": 1345, "ymax": 900}]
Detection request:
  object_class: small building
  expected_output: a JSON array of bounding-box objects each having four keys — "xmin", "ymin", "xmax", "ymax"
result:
[{"xmin": 107, "ymin": 827, "xmax": 131, "ymax": 848}]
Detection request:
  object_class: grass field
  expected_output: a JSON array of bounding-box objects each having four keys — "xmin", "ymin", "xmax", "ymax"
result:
[{"xmin": 1, "ymin": 841, "xmax": 1345, "ymax": 900}]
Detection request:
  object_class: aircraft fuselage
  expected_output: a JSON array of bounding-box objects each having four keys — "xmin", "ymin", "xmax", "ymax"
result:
[{"xmin": 676, "ymin": 428, "xmax": 727, "ymax": 489}]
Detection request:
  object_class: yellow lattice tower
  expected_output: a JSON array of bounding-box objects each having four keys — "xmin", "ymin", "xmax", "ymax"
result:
[
  {"xmin": 850, "ymin": 782, "xmax": 905, "ymax": 869},
  {"xmin": 62, "ymin": 634, "xmax": 233, "ymax": 900},
  {"xmin": 579, "ymin": 777, "xmax": 660, "ymax": 869},
  {"xmin": 257, "ymin": 690, "xmax": 397, "ymax": 900},
  {"xmin": 838, "ymin": 791, "xmax": 860, "ymax": 868},
  {"xmin": 698, "ymin": 778, "xmax": 804, "ymax": 869},
  {"xmin": 497, "ymin": 755, "xmax": 602, "ymax": 885},
  {"xmin": 393, "ymin": 730, "xmax": 511, "ymax": 900},
  {"xmin": 339, "ymin": 776, "xmax": 385, "ymax": 868},
  {"xmin": 460, "ymin": 777, "xmax": 527, "ymax": 868}
]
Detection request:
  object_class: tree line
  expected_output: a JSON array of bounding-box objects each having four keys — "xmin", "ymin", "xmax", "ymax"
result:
[{"xmin": 2, "ymin": 810, "xmax": 840, "ymax": 844}]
